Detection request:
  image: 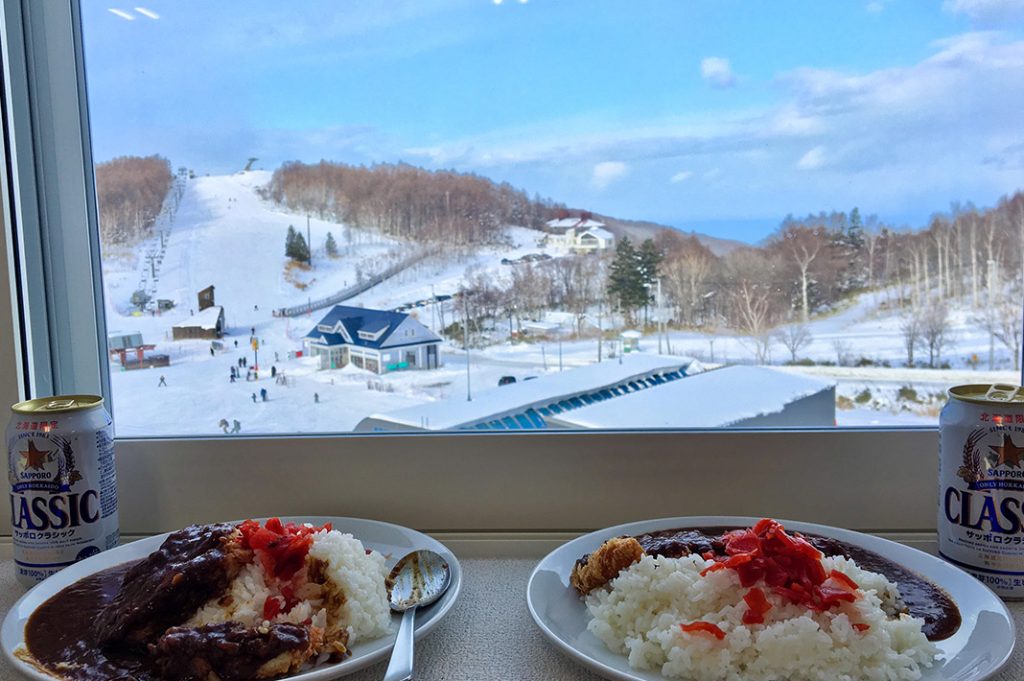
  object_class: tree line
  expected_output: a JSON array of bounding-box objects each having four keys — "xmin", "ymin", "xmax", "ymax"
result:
[
  {"xmin": 95, "ymin": 155, "xmax": 173, "ymax": 246},
  {"xmin": 265, "ymin": 160, "xmax": 558, "ymax": 245},
  {"xmin": 639, "ymin": 195, "xmax": 1024, "ymax": 368},
  {"xmin": 454, "ymin": 193, "xmax": 1023, "ymax": 370}
]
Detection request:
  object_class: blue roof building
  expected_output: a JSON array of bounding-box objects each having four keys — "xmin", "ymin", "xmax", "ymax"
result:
[{"xmin": 303, "ymin": 305, "xmax": 442, "ymax": 374}]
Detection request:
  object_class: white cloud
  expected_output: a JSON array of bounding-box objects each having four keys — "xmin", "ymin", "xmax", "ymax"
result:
[
  {"xmin": 592, "ymin": 161, "xmax": 629, "ymax": 189},
  {"xmin": 866, "ymin": 1, "xmax": 886, "ymax": 14},
  {"xmin": 700, "ymin": 57, "xmax": 736, "ymax": 88},
  {"xmin": 943, "ymin": 0, "xmax": 1024, "ymax": 23},
  {"xmin": 670, "ymin": 170, "xmax": 694, "ymax": 183},
  {"xmin": 399, "ymin": 31, "xmax": 1024, "ymax": 215},
  {"xmin": 797, "ymin": 146, "xmax": 826, "ymax": 170}
]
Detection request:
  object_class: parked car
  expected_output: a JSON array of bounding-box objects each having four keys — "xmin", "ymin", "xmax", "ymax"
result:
[{"xmin": 498, "ymin": 375, "xmax": 517, "ymax": 386}]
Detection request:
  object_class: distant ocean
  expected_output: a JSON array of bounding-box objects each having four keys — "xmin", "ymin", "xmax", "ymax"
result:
[
  {"xmin": 668, "ymin": 212, "xmax": 926, "ymax": 245},
  {"xmin": 667, "ymin": 218, "xmax": 779, "ymax": 245}
]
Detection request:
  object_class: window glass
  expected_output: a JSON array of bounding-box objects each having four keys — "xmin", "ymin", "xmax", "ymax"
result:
[{"xmin": 81, "ymin": 1, "xmax": 1024, "ymax": 437}]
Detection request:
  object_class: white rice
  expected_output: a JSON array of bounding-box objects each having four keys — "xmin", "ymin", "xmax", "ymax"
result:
[
  {"xmin": 307, "ymin": 529, "xmax": 392, "ymax": 643},
  {"xmin": 585, "ymin": 554, "xmax": 938, "ymax": 681},
  {"xmin": 188, "ymin": 529, "xmax": 391, "ymax": 645}
]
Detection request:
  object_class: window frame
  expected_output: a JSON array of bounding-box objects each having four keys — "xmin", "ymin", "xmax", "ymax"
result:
[{"xmin": 0, "ymin": 0, "xmax": 979, "ymax": 537}]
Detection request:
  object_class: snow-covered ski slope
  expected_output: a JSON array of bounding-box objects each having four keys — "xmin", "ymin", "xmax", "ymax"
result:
[
  {"xmin": 102, "ymin": 172, "xmax": 1020, "ymax": 436},
  {"xmin": 102, "ymin": 171, "xmax": 560, "ymax": 436}
]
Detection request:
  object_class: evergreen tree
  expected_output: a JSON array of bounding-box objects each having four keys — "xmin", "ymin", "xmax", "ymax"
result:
[
  {"xmin": 636, "ymin": 239, "xmax": 664, "ymax": 323},
  {"xmin": 292, "ymin": 231, "xmax": 310, "ymax": 264},
  {"xmin": 637, "ymin": 239, "xmax": 664, "ymax": 290},
  {"xmin": 325, "ymin": 232, "xmax": 338, "ymax": 257},
  {"xmin": 832, "ymin": 207, "xmax": 866, "ymax": 294},
  {"xmin": 285, "ymin": 225, "xmax": 298, "ymax": 259},
  {"xmin": 607, "ymin": 237, "xmax": 647, "ymax": 323},
  {"xmin": 847, "ymin": 207, "xmax": 865, "ymax": 251}
]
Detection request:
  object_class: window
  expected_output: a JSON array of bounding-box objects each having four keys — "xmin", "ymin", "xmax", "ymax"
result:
[{"xmin": 1, "ymin": 1, "xmax": 1020, "ymax": 535}]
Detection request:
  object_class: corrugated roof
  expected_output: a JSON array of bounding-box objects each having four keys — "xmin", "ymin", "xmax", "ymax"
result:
[
  {"xmin": 358, "ymin": 354, "xmax": 700, "ymax": 430},
  {"xmin": 549, "ymin": 365, "xmax": 835, "ymax": 428}
]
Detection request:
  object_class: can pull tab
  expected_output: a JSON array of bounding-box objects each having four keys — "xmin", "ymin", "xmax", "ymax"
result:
[
  {"xmin": 984, "ymin": 384, "xmax": 1024, "ymax": 403},
  {"xmin": 42, "ymin": 399, "xmax": 77, "ymax": 411}
]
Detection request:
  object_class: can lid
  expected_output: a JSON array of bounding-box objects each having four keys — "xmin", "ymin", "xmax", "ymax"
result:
[
  {"xmin": 949, "ymin": 384, "xmax": 1024, "ymax": 405},
  {"xmin": 11, "ymin": 394, "xmax": 104, "ymax": 414}
]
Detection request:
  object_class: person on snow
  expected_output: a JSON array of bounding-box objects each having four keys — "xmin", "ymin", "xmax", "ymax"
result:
[
  {"xmin": 158, "ymin": 375, "xmax": 167, "ymax": 387},
  {"xmin": 251, "ymin": 392, "xmax": 257, "ymax": 403},
  {"xmin": 260, "ymin": 388, "xmax": 268, "ymax": 402},
  {"xmin": 231, "ymin": 419, "xmax": 241, "ymax": 434},
  {"xmin": 314, "ymin": 392, "xmax": 319, "ymax": 404},
  {"xmin": 271, "ymin": 365, "xmax": 277, "ymax": 378},
  {"xmin": 218, "ymin": 418, "xmax": 229, "ymax": 434}
]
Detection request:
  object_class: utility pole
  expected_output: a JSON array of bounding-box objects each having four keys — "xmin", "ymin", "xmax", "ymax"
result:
[
  {"xmin": 431, "ymin": 285, "xmax": 437, "ymax": 331},
  {"xmin": 306, "ymin": 215, "xmax": 312, "ymax": 267},
  {"xmin": 597, "ymin": 300, "xmax": 603, "ymax": 362},
  {"xmin": 657, "ymin": 278, "xmax": 664, "ymax": 355},
  {"xmin": 463, "ymin": 292, "xmax": 472, "ymax": 402},
  {"xmin": 558, "ymin": 329, "xmax": 563, "ymax": 372}
]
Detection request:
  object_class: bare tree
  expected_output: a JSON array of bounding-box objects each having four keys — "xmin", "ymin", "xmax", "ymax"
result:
[
  {"xmin": 831, "ymin": 339, "xmax": 853, "ymax": 367},
  {"xmin": 777, "ymin": 323, "xmax": 813, "ymax": 362},
  {"xmin": 917, "ymin": 300, "xmax": 952, "ymax": 368},
  {"xmin": 993, "ymin": 297, "xmax": 1023, "ymax": 372},
  {"xmin": 775, "ymin": 225, "xmax": 827, "ymax": 323},
  {"xmin": 901, "ymin": 312, "xmax": 922, "ymax": 367}
]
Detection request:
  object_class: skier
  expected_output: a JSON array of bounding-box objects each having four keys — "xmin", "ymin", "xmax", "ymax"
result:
[
  {"xmin": 210, "ymin": 347, "xmax": 215, "ymax": 357},
  {"xmin": 229, "ymin": 373, "xmax": 235, "ymax": 383},
  {"xmin": 251, "ymin": 392, "xmax": 257, "ymax": 403},
  {"xmin": 271, "ymin": 365, "xmax": 277, "ymax": 378},
  {"xmin": 158, "ymin": 375, "xmax": 167, "ymax": 387},
  {"xmin": 254, "ymin": 304, "xmax": 259, "ymax": 311},
  {"xmin": 218, "ymin": 418, "xmax": 229, "ymax": 434},
  {"xmin": 251, "ymin": 326, "xmax": 255, "ymax": 336},
  {"xmin": 314, "ymin": 392, "xmax": 319, "ymax": 404},
  {"xmin": 237, "ymin": 357, "xmax": 243, "ymax": 368},
  {"xmin": 260, "ymin": 388, "xmax": 268, "ymax": 402},
  {"xmin": 231, "ymin": 419, "xmax": 241, "ymax": 434},
  {"xmin": 247, "ymin": 369, "xmax": 252, "ymax": 381},
  {"xmin": 275, "ymin": 352, "xmax": 280, "ymax": 362},
  {"xmin": 234, "ymin": 340, "xmax": 238, "ymax": 348}
]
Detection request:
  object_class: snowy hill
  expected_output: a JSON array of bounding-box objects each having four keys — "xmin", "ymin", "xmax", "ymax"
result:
[{"xmin": 102, "ymin": 171, "xmax": 561, "ymax": 436}]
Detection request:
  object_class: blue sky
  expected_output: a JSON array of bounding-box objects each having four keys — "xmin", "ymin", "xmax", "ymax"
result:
[{"xmin": 83, "ymin": 0, "xmax": 1024, "ymax": 243}]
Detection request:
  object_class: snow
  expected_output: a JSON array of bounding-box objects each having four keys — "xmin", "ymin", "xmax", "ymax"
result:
[
  {"xmin": 173, "ymin": 305, "xmax": 222, "ymax": 330},
  {"xmin": 582, "ymin": 227, "xmax": 614, "ymax": 241},
  {"xmin": 551, "ymin": 366, "xmax": 834, "ymax": 429},
  {"xmin": 99, "ymin": 170, "xmax": 1022, "ymax": 436},
  {"xmin": 358, "ymin": 353, "xmax": 699, "ymax": 430}
]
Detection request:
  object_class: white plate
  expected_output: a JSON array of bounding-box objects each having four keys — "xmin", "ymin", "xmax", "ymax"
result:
[
  {"xmin": 527, "ymin": 516, "xmax": 1015, "ymax": 681},
  {"xmin": 2, "ymin": 516, "xmax": 462, "ymax": 681}
]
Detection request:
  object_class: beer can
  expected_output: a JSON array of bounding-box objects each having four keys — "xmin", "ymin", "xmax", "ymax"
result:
[
  {"xmin": 938, "ymin": 384, "xmax": 1024, "ymax": 599},
  {"xmin": 7, "ymin": 395, "xmax": 119, "ymax": 587}
]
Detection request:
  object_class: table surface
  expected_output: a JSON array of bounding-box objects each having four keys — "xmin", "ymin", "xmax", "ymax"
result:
[{"xmin": 1, "ymin": 557, "xmax": 1021, "ymax": 681}]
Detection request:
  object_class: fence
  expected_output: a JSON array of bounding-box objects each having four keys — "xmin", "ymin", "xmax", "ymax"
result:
[{"xmin": 273, "ymin": 248, "xmax": 435, "ymax": 317}]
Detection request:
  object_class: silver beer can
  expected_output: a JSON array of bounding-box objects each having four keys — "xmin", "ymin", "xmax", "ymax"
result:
[
  {"xmin": 7, "ymin": 395, "xmax": 119, "ymax": 587},
  {"xmin": 939, "ymin": 384, "xmax": 1024, "ymax": 599}
]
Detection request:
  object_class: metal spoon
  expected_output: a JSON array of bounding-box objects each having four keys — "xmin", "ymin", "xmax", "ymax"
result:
[{"xmin": 383, "ymin": 549, "xmax": 452, "ymax": 681}]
